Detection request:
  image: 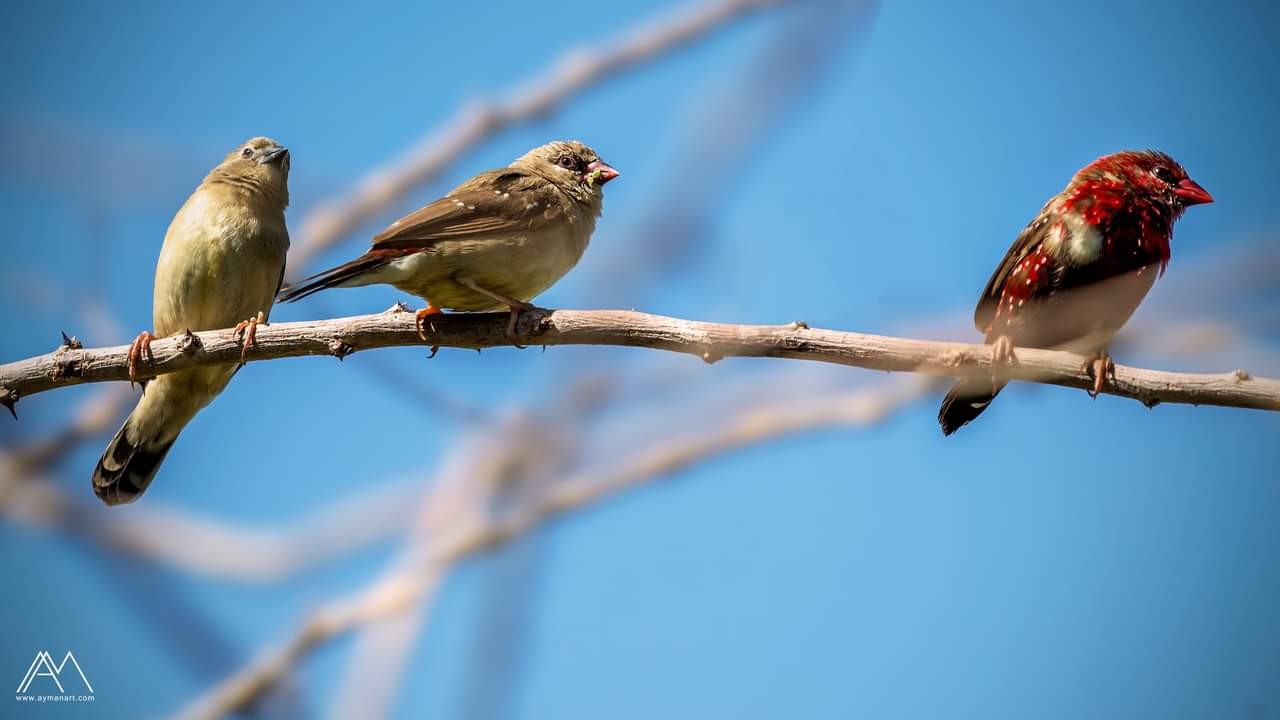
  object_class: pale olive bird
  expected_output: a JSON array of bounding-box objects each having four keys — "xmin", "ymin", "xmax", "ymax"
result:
[
  {"xmin": 278, "ymin": 140, "xmax": 618, "ymax": 342},
  {"xmin": 92, "ymin": 137, "xmax": 291, "ymax": 505}
]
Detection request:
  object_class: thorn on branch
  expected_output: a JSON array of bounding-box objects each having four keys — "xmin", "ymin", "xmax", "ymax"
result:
[
  {"xmin": 58, "ymin": 331, "xmax": 82, "ymax": 351},
  {"xmin": 0, "ymin": 387, "xmax": 17, "ymax": 419},
  {"xmin": 427, "ymin": 346, "xmax": 440, "ymax": 359},
  {"xmin": 790, "ymin": 320, "xmax": 810, "ymax": 330},
  {"xmin": 386, "ymin": 301, "xmax": 412, "ymax": 314},
  {"xmin": 1141, "ymin": 396, "xmax": 1162, "ymax": 409},
  {"xmin": 328, "ymin": 340, "xmax": 354, "ymax": 360},
  {"xmin": 1233, "ymin": 369, "xmax": 1252, "ymax": 383}
]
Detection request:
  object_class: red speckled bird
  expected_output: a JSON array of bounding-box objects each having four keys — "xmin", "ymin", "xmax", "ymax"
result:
[{"xmin": 938, "ymin": 150, "xmax": 1213, "ymax": 435}]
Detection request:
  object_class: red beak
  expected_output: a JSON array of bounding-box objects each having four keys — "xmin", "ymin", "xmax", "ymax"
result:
[
  {"xmin": 1174, "ymin": 177, "xmax": 1213, "ymax": 205},
  {"xmin": 586, "ymin": 160, "xmax": 619, "ymax": 185}
]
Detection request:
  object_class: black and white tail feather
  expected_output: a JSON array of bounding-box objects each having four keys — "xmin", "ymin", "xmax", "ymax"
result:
[
  {"xmin": 91, "ymin": 415, "xmax": 178, "ymax": 505},
  {"xmin": 938, "ymin": 379, "xmax": 1005, "ymax": 436}
]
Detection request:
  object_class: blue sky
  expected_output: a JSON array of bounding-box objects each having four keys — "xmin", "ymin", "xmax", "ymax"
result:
[{"xmin": 1, "ymin": 1, "xmax": 1278, "ymax": 718}]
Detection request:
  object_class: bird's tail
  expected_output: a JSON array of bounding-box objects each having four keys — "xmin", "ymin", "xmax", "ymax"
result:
[
  {"xmin": 276, "ymin": 253, "xmax": 386, "ymax": 303},
  {"xmin": 938, "ymin": 378, "xmax": 1005, "ymax": 436},
  {"xmin": 91, "ymin": 410, "xmax": 178, "ymax": 506}
]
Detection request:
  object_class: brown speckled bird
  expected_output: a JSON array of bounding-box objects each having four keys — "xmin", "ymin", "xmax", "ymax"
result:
[
  {"xmin": 278, "ymin": 140, "xmax": 618, "ymax": 343},
  {"xmin": 92, "ymin": 137, "xmax": 291, "ymax": 504},
  {"xmin": 939, "ymin": 150, "xmax": 1213, "ymax": 435}
]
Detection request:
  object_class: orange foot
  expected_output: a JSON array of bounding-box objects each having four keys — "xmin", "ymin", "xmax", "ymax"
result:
[
  {"xmin": 415, "ymin": 303, "xmax": 444, "ymax": 342},
  {"xmin": 127, "ymin": 330, "xmax": 154, "ymax": 388},
  {"xmin": 1084, "ymin": 352, "xmax": 1115, "ymax": 399},
  {"xmin": 233, "ymin": 311, "xmax": 266, "ymax": 367}
]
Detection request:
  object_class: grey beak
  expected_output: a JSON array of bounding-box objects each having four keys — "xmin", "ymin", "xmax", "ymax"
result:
[{"xmin": 260, "ymin": 146, "xmax": 289, "ymax": 165}]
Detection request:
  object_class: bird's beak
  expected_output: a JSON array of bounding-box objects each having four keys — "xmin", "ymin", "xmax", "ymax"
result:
[
  {"xmin": 1174, "ymin": 177, "xmax": 1213, "ymax": 205},
  {"xmin": 585, "ymin": 160, "xmax": 619, "ymax": 186},
  {"xmin": 260, "ymin": 146, "xmax": 290, "ymax": 165}
]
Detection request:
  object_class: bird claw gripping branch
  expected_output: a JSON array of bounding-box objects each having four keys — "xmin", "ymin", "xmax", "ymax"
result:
[
  {"xmin": 233, "ymin": 311, "xmax": 267, "ymax": 367},
  {"xmin": 1085, "ymin": 353, "xmax": 1116, "ymax": 399},
  {"xmin": 126, "ymin": 331, "xmax": 155, "ymax": 388},
  {"xmin": 415, "ymin": 304, "xmax": 443, "ymax": 342},
  {"xmin": 989, "ymin": 335, "xmax": 1015, "ymax": 393}
]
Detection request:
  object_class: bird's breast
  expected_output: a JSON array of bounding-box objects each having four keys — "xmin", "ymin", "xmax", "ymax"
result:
[{"xmin": 152, "ymin": 189, "xmax": 288, "ymax": 335}]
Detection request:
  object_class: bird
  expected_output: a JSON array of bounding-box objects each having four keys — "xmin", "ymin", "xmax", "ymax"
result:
[
  {"xmin": 277, "ymin": 140, "xmax": 618, "ymax": 344},
  {"xmin": 938, "ymin": 150, "xmax": 1213, "ymax": 436},
  {"xmin": 92, "ymin": 137, "xmax": 291, "ymax": 504}
]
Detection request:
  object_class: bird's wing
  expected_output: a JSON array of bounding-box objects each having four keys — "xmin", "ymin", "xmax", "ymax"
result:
[
  {"xmin": 371, "ymin": 170, "xmax": 567, "ymax": 253},
  {"xmin": 973, "ymin": 209, "xmax": 1054, "ymax": 333}
]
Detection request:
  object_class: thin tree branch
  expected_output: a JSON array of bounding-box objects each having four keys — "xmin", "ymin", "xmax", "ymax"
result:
[
  {"xmin": 288, "ymin": 0, "xmax": 781, "ymax": 277},
  {"xmin": 3, "ymin": 304, "xmax": 1262, "ymax": 579},
  {"xmin": 3, "ymin": 307, "xmax": 1277, "ymax": 412}
]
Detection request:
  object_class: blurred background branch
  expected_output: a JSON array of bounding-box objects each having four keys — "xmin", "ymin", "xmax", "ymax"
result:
[
  {"xmin": 0, "ymin": 464, "xmax": 422, "ymax": 580},
  {"xmin": 172, "ymin": 374, "xmax": 933, "ymax": 719}
]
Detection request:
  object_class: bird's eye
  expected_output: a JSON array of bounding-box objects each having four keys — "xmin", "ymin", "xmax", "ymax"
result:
[
  {"xmin": 1153, "ymin": 166, "xmax": 1176, "ymax": 184},
  {"xmin": 557, "ymin": 155, "xmax": 575, "ymax": 169},
  {"xmin": 242, "ymin": 147, "xmax": 254, "ymax": 159}
]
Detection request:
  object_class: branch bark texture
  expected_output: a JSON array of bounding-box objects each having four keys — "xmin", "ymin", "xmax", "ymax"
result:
[{"xmin": 3, "ymin": 306, "xmax": 1277, "ymax": 413}]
